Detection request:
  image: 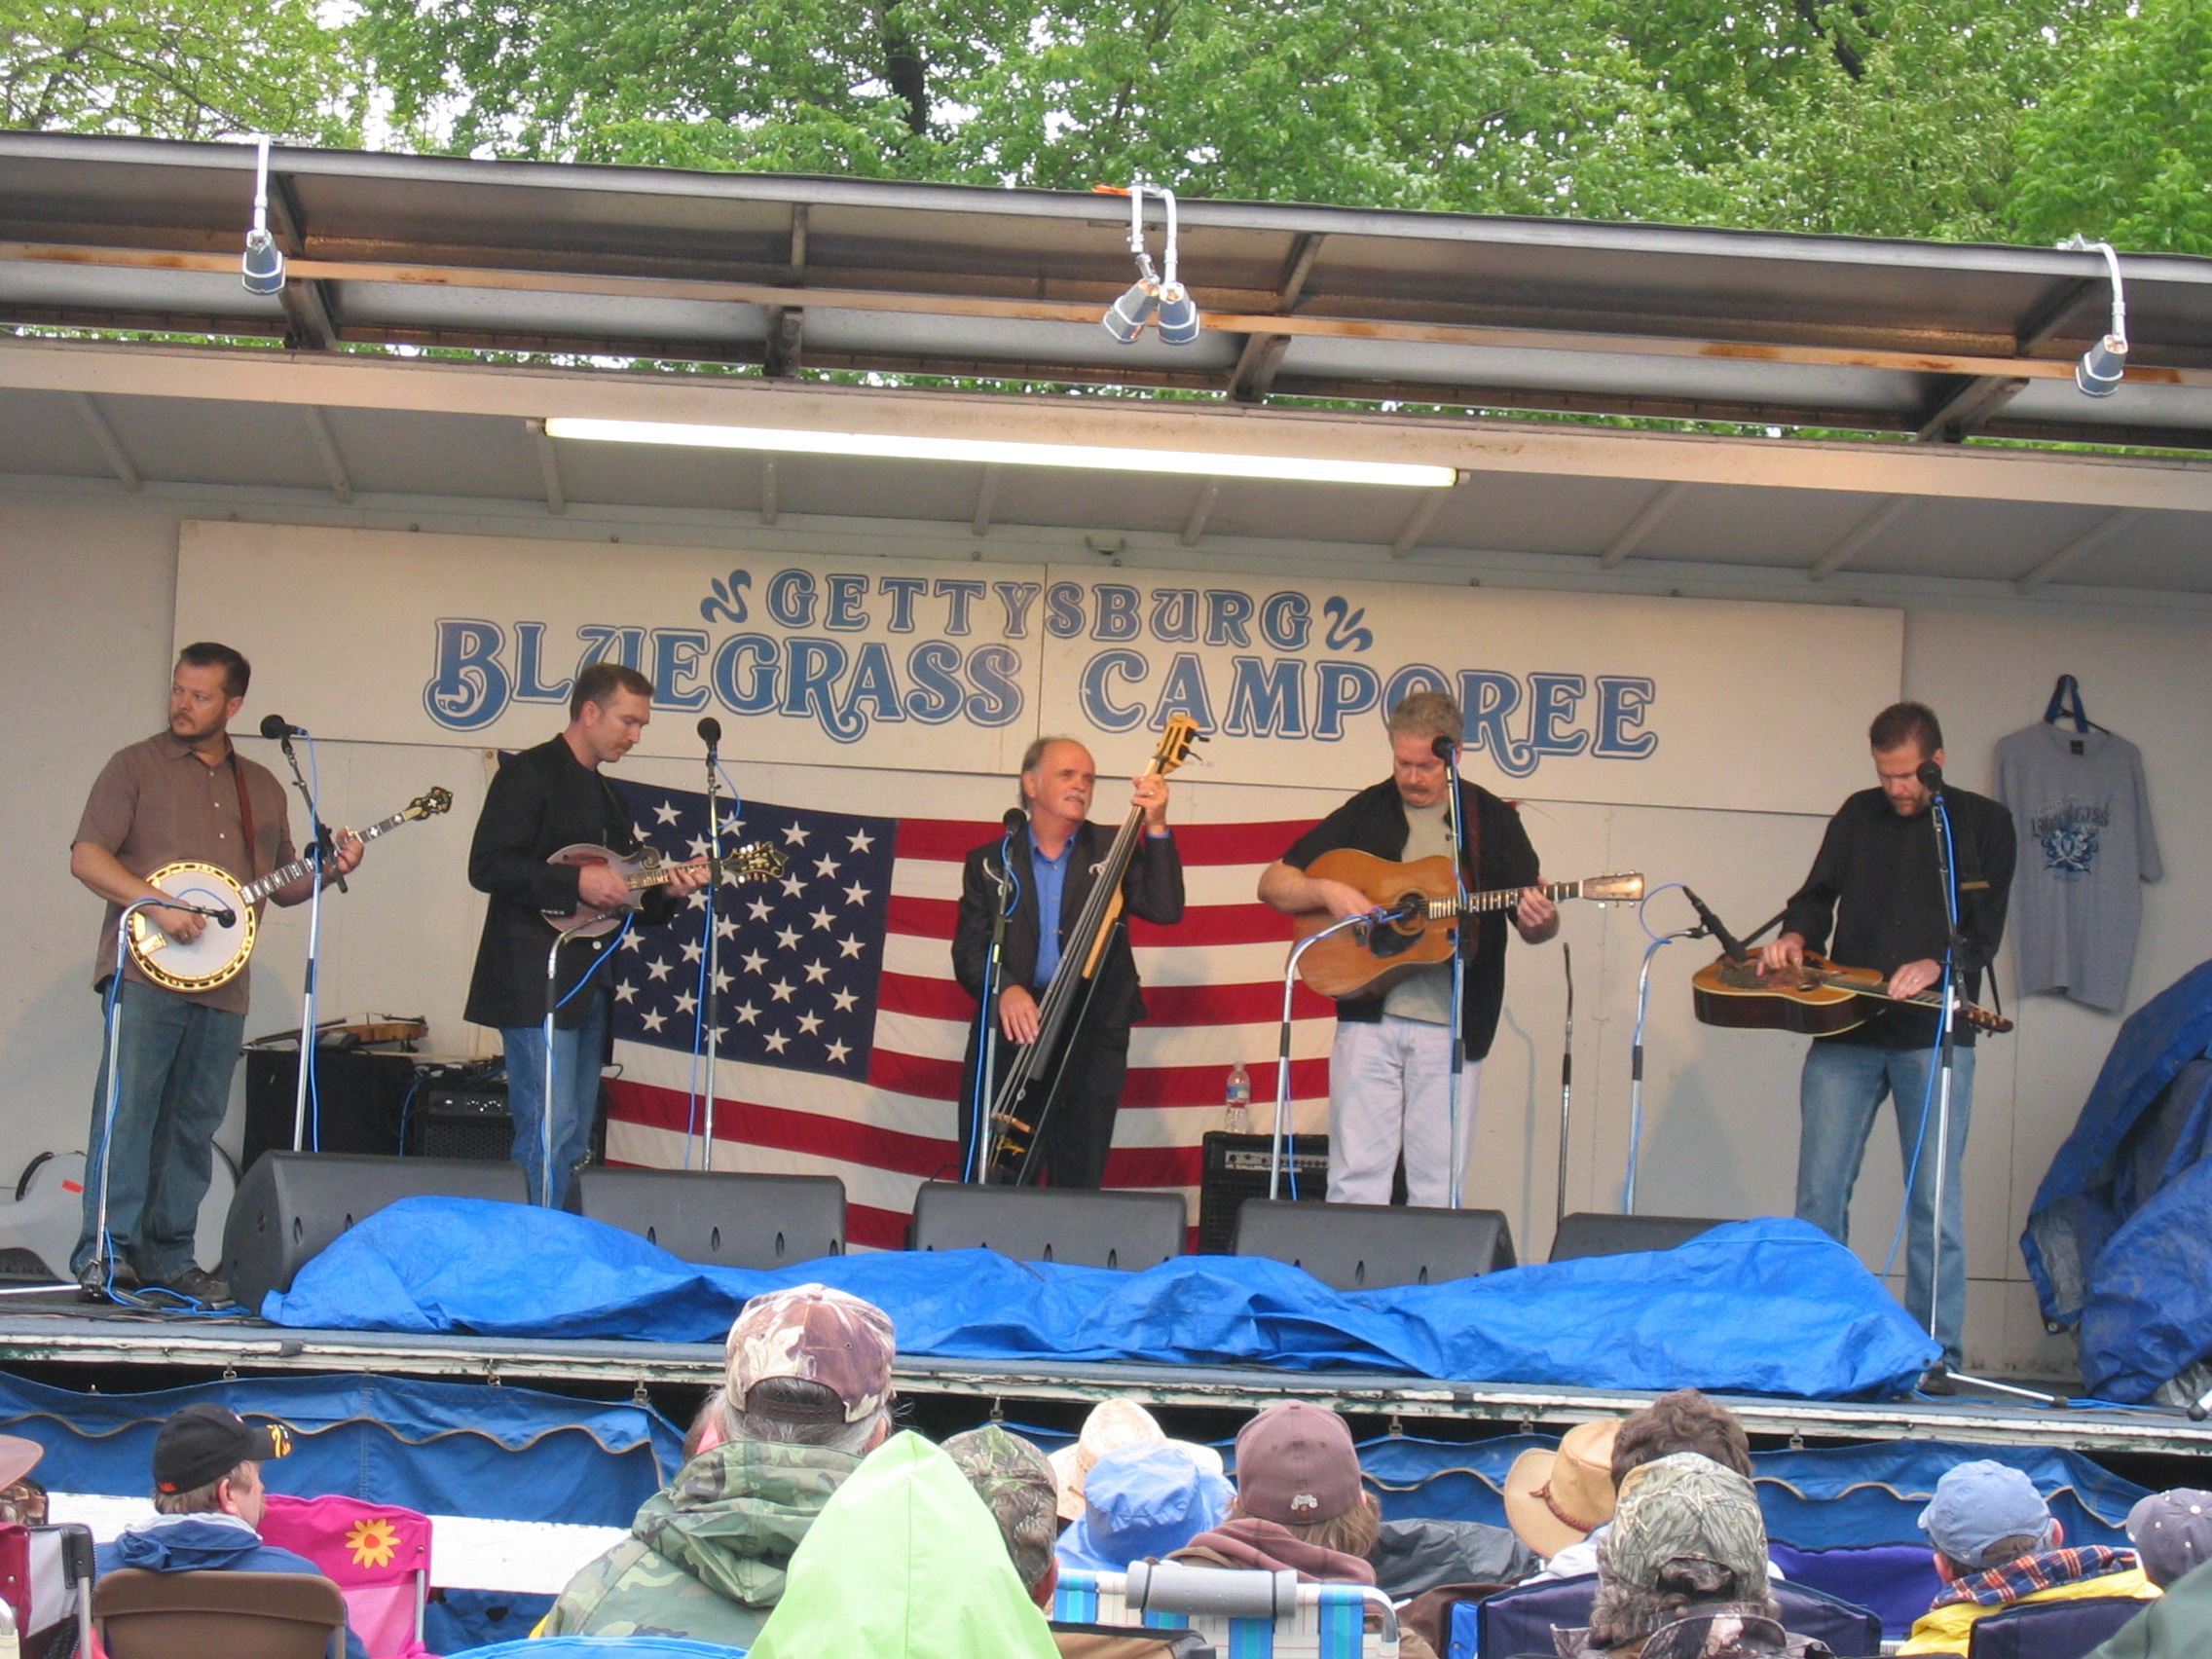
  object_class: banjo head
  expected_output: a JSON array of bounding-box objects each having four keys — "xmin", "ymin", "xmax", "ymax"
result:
[{"xmin": 129, "ymin": 862, "xmax": 254, "ymax": 992}]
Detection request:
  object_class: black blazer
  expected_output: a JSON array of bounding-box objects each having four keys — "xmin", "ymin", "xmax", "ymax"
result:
[
  {"xmin": 952, "ymin": 821, "xmax": 1185, "ymax": 1032},
  {"xmin": 463, "ymin": 735, "xmax": 675, "ymax": 1029}
]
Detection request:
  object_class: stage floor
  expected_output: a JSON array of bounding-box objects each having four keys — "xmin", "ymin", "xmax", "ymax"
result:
[{"xmin": 1, "ymin": 1300, "xmax": 2206, "ymax": 1458}]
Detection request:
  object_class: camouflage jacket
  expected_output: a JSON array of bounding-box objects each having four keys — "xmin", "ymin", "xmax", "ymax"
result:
[{"xmin": 541, "ymin": 1437, "xmax": 862, "ymax": 1645}]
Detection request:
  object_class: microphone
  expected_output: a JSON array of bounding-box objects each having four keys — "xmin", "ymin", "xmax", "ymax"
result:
[
  {"xmin": 259, "ymin": 715, "xmax": 305, "ymax": 740},
  {"xmin": 1431, "ymin": 734, "xmax": 1457, "ymax": 760},
  {"xmin": 697, "ymin": 716, "xmax": 721, "ymax": 756},
  {"xmin": 1001, "ymin": 808, "xmax": 1027, "ymax": 835},
  {"xmin": 163, "ymin": 899, "xmax": 238, "ymax": 926},
  {"xmin": 1917, "ymin": 759, "xmax": 1944, "ymax": 793},
  {"xmin": 1682, "ymin": 887, "xmax": 1751, "ymax": 963}
]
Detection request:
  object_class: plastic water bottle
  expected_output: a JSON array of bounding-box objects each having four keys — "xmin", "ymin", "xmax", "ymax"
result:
[{"xmin": 1225, "ymin": 1062, "xmax": 1251, "ymax": 1134}]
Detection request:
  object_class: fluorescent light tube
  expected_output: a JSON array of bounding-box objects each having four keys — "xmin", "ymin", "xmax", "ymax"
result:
[{"xmin": 541, "ymin": 417, "xmax": 1456, "ymax": 489}]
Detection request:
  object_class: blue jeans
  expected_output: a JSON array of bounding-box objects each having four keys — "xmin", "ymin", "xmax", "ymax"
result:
[
  {"xmin": 74, "ymin": 978, "xmax": 245, "ymax": 1280},
  {"xmin": 501, "ymin": 988, "xmax": 610, "ymax": 1208},
  {"xmin": 1796, "ymin": 1038, "xmax": 1974, "ymax": 1365}
]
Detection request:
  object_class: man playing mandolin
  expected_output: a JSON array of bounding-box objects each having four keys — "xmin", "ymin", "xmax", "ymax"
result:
[
  {"xmin": 1257, "ymin": 690, "xmax": 1557, "ymax": 1207},
  {"xmin": 951, "ymin": 737, "xmax": 1184, "ymax": 1188},
  {"xmin": 1757, "ymin": 701, "xmax": 2014, "ymax": 1372},
  {"xmin": 69, "ymin": 643, "xmax": 365, "ymax": 1303},
  {"xmin": 465, "ymin": 662, "xmax": 708, "ymax": 1206}
]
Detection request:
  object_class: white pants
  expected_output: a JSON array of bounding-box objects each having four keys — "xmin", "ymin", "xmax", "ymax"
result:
[{"xmin": 1326, "ymin": 1014, "xmax": 1482, "ymax": 1206}]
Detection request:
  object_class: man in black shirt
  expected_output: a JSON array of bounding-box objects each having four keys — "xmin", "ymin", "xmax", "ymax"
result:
[
  {"xmin": 1759, "ymin": 701, "xmax": 2014, "ymax": 1367},
  {"xmin": 465, "ymin": 663, "xmax": 708, "ymax": 1205},
  {"xmin": 1257, "ymin": 691, "xmax": 1557, "ymax": 1206}
]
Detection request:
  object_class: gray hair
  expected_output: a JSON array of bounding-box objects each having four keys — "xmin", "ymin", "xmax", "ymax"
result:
[
  {"xmin": 1385, "ymin": 689, "xmax": 1462, "ymax": 746},
  {"xmin": 726, "ymin": 1375, "xmax": 891, "ymax": 1457},
  {"xmin": 1016, "ymin": 735, "xmax": 1087, "ymax": 805},
  {"xmin": 1590, "ymin": 1561, "xmax": 1778, "ymax": 1647}
]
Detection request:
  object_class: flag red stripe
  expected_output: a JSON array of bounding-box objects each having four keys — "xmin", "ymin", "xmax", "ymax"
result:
[{"xmin": 609, "ymin": 1080, "xmax": 956, "ymax": 1176}]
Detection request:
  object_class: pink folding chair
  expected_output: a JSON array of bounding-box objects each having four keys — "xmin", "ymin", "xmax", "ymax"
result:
[{"xmin": 258, "ymin": 1493, "xmax": 432, "ymax": 1659}]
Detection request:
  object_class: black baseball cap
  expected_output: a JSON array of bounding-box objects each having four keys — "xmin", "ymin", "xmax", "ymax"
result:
[{"xmin": 152, "ymin": 1403, "xmax": 290, "ymax": 1494}]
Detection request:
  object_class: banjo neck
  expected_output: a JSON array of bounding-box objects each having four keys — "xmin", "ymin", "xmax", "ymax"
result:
[{"xmin": 237, "ymin": 807, "xmax": 411, "ymax": 904}]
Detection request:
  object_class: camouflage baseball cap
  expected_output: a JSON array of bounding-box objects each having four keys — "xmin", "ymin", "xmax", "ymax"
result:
[
  {"xmin": 1604, "ymin": 1452, "xmax": 1770, "ymax": 1595},
  {"xmin": 725, "ymin": 1283, "xmax": 896, "ymax": 1424}
]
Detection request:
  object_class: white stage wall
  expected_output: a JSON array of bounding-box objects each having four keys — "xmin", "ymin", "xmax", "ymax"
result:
[{"xmin": 7, "ymin": 489, "xmax": 2211, "ymax": 1380}]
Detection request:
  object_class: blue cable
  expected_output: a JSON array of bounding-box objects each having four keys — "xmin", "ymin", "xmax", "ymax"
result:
[
  {"xmin": 685, "ymin": 761, "xmax": 750, "ymax": 1169},
  {"xmin": 301, "ymin": 732, "xmax": 326, "ymax": 1152},
  {"xmin": 555, "ymin": 914, "xmax": 633, "ymax": 1011},
  {"xmin": 1636, "ymin": 881, "xmax": 1689, "ymax": 943}
]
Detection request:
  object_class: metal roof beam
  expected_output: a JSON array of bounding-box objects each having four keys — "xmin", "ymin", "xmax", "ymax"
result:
[
  {"xmin": 2014, "ymin": 508, "xmax": 2146, "ymax": 592},
  {"xmin": 1809, "ymin": 497, "xmax": 1914, "ymax": 580},
  {"xmin": 1600, "ymin": 481, "xmax": 1688, "ymax": 568},
  {"xmin": 1229, "ymin": 233, "xmax": 1321, "ymax": 405},
  {"xmin": 301, "ymin": 404, "xmax": 352, "ymax": 502},
  {"xmin": 758, "ymin": 455, "xmax": 779, "ymax": 526},
  {"xmin": 971, "ymin": 463, "xmax": 999, "ymax": 537},
  {"xmin": 1179, "ymin": 477, "xmax": 1224, "ymax": 546},
  {"xmin": 529, "ymin": 418, "xmax": 567, "ymax": 514},
  {"xmin": 1914, "ymin": 375, "xmax": 2030, "ymax": 443},
  {"xmin": 1389, "ymin": 485, "xmax": 1455, "ymax": 559}
]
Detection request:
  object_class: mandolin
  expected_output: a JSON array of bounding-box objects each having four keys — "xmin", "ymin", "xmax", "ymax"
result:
[
  {"xmin": 1691, "ymin": 950, "xmax": 2011, "ymax": 1037},
  {"xmin": 1289, "ymin": 848, "xmax": 1644, "ymax": 1000},
  {"xmin": 540, "ymin": 839, "xmax": 789, "ymax": 938}
]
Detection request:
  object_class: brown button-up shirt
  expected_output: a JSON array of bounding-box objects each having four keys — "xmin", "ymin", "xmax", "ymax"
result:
[{"xmin": 74, "ymin": 730, "xmax": 296, "ymax": 1013}]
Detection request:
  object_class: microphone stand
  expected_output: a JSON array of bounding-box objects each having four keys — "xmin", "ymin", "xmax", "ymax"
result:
[
  {"xmin": 1921, "ymin": 781, "xmax": 2065, "ymax": 1408},
  {"xmin": 1441, "ymin": 742, "xmax": 1471, "ymax": 1210},
  {"xmin": 969, "ymin": 827, "xmax": 1018, "ymax": 1184},
  {"xmin": 541, "ymin": 918, "xmax": 604, "ymax": 1207},
  {"xmin": 1554, "ymin": 943, "xmax": 1572, "ymax": 1233},
  {"xmin": 1625, "ymin": 923, "xmax": 1700, "ymax": 1213},
  {"xmin": 274, "ymin": 728, "xmax": 339, "ymax": 1152},
  {"xmin": 84, "ymin": 897, "xmax": 171, "ymax": 1303},
  {"xmin": 700, "ymin": 740, "xmax": 725, "ymax": 1171},
  {"xmin": 1272, "ymin": 913, "xmax": 1371, "ymax": 1198}
]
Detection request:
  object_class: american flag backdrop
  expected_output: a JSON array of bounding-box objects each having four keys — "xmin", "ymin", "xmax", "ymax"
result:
[{"xmin": 599, "ymin": 775, "xmax": 1338, "ymax": 1248}]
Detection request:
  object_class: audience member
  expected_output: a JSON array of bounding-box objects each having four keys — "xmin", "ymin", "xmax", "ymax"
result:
[
  {"xmin": 2083, "ymin": 1492, "xmax": 2212, "ymax": 1659},
  {"xmin": 93, "ymin": 1403, "xmax": 367, "ymax": 1659},
  {"xmin": 1898, "ymin": 1459, "xmax": 2156, "ymax": 1656},
  {"xmin": 0, "ymin": 1433, "xmax": 47, "ymax": 1527},
  {"xmin": 947, "ymin": 1424, "xmax": 1062, "ymax": 1609},
  {"xmin": 1556, "ymin": 1453, "xmax": 1825, "ymax": 1659},
  {"xmin": 748, "ymin": 1430, "xmax": 1058, "ymax": 1659},
  {"xmin": 542, "ymin": 1283, "xmax": 897, "ymax": 1645},
  {"xmin": 682, "ymin": 1387, "xmax": 727, "ymax": 1462},
  {"xmin": 1508, "ymin": 1419, "xmax": 1620, "ymax": 1580},
  {"xmin": 1050, "ymin": 1399, "xmax": 1223, "ymax": 1525},
  {"xmin": 1056, "ymin": 1444, "xmax": 1231, "ymax": 1573}
]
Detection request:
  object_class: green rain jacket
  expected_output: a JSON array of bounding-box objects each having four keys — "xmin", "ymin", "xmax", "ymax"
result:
[
  {"xmin": 748, "ymin": 1431, "xmax": 1061, "ymax": 1659},
  {"xmin": 540, "ymin": 1437, "xmax": 862, "ymax": 1646}
]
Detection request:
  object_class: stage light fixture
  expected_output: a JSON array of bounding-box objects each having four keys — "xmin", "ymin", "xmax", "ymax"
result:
[
  {"xmin": 1102, "ymin": 184, "xmax": 1200, "ymax": 348},
  {"xmin": 540, "ymin": 417, "xmax": 1457, "ymax": 489},
  {"xmin": 2060, "ymin": 236, "xmax": 2127, "ymax": 397},
  {"xmin": 240, "ymin": 135, "xmax": 285, "ymax": 296}
]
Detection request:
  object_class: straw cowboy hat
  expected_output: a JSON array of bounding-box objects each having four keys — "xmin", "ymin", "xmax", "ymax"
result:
[
  {"xmin": 1502, "ymin": 1419, "xmax": 1621, "ymax": 1559},
  {"xmin": 1048, "ymin": 1399, "xmax": 1225, "ymax": 1523}
]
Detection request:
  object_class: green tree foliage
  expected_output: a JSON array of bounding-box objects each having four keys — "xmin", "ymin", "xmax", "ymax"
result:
[
  {"xmin": 2011, "ymin": 0, "xmax": 2212, "ymax": 254},
  {"xmin": 1, "ymin": 0, "xmax": 362, "ymax": 142}
]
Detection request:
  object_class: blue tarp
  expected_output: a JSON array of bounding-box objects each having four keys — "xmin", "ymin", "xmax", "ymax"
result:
[
  {"xmin": 2022, "ymin": 958, "xmax": 2212, "ymax": 1400},
  {"xmin": 267, "ymin": 1199, "xmax": 1937, "ymax": 1400},
  {"xmin": 0, "ymin": 1370, "xmax": 683, "ymax": 1526},
  {"xmin": 1355, "ymin": 1435, "xmax": 2140, "ymax": 1550}
]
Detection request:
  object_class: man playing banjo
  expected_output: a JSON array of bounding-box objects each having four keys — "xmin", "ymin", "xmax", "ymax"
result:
[{"xmin": 68, "ymin": 643, "xmax": 364, "ymax": 1303}]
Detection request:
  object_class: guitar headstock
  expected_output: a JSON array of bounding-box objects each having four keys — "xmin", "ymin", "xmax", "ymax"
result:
[
  {"xmin": 1965, "ymin": 1004, "xmax": 2014, "ymax": 1035},
  {"xmin": 406, "ymin": 787, "xmax": 455, "ymax": 820},
  {"xmin": 1152, "ymin": 714, "xmax": 1203, "ymax": 777},
  {"xmin": 725, "ymin": 840, "xmax": 790, "ymax": 883},
  {"xmin": 1579, "ymin": 873, "xmax": 1645, "ymax": 903}
]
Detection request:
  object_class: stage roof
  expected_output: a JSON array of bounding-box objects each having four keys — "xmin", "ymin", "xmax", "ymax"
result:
[{"xmin": 4, "ymin": 132, "xmax": 2212, "ymax": 598}]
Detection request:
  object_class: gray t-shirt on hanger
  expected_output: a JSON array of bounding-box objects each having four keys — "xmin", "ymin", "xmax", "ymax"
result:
[{"xmin": 1994, "ymin": 720, "xmax": 2161, "ymax": 1012}]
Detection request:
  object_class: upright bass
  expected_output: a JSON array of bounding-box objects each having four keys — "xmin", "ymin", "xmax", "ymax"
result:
[{"xmin": 985, "ymin": 716, "xmax": 1199, "ymax": 1183}]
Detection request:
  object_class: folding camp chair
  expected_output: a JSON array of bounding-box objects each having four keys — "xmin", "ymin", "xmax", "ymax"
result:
[
  {"xmin": 258, "ymin": 1493, "xmax": 430, "ymax": 1658},
  {"xmin": 1056, "ymin": 1563, "xmax": 1400, "ymax": 1659},
  {"xmin": 11, "ymin": 1522, "xmax": 96, "ymax": 1659},
  {"xmin": 93, "ymin": 1567, "xmax": 349, "ymax": 1659},
  {"xmin": 1966, "ymin": 1595, "xmax": 2151, "ymax": 1659}
]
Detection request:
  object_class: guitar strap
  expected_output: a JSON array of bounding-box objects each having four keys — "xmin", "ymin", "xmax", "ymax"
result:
[
  {"xmin": 228, "ymin": 749, "xmax": 258, "ymax": 875},
  {"xmin": 1455, "ymin": 780, "xmax": 1483, "ymax": 888}
]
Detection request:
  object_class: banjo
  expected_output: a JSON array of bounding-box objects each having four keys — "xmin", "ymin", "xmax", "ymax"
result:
[{"xmin": 125, "ymin": 788, "xmax": 454, "ymax": 993}]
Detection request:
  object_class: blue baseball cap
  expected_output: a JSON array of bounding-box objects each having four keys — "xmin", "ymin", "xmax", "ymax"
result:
[
  {"xmin": 1918, "ymin": 1461, "xmax": 2053, "ymax": 1569},
  {"xmin": 1055, "ymin": 1444, "xmax": 1232, "ymax": 1574}
]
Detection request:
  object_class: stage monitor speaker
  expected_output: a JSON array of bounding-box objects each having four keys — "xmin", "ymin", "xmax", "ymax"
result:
[
  {"xmin": 1195, "ymin": 1132, "xmax": 1330, "ymax": 1256},
  {"xmin": 407, "ymin": 1085, "xmax": 513, "ymax": 1161},
  {"xmin": 242, "ymin": 1051, "xmax": 416, "ymax": 1169},
  {"xmin": 908, "ymin": 1181, "xmax": 1186, "ymax": 1272},
  {"xmin": 1234, "ymin": 1198, "xmax": 1515, "ymax": 1291},
  {"xmin": 222, "ymin": 1152, "xmax": 528, "ymax": 1310},
  {"xmin": 1548, "ymin": 1211, "xmax": 1729, "ymax": 1263},
  {"xmin": 566, "ymin": 1168, "xmax": 846, "ymax": 1269}
]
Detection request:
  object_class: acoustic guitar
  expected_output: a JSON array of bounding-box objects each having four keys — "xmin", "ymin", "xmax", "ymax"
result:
[
  {"xmin": 1690, "ymin": 950, "xmax": 2012, "ymax": 1036},
  {"xmin": 1290, "ymin": 848, "xmax": 1644, "ymax": 1000},
  {"xmin": 125, "ymin": 788, "xmax": 454, "ymax": 993},
  {"xmin": 540, "ymin": 839, "xmax": 789, "ymax": 938}
]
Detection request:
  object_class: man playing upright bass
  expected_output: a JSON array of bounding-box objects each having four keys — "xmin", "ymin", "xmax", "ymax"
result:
[
  {"xmin": 1759, "ymin": 701, "xmax": 2014, "ymax": 1373},
  {"xmin": 1257, "ymin": 690, "xmax": 1557, "ymax": 1207}
]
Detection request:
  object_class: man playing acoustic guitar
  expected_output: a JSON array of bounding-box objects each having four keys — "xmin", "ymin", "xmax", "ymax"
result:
[
  {"xmin": 1758, "ymin": 701, "xmax": 2014, "ymax": 1371},
  {"xmin": 1257, "ymin": 690, "xmax": 1557, "ymax": 1207},
  {"xmin": 69, "ymin": 643, "xmax": 365, "ymax": 1303}
]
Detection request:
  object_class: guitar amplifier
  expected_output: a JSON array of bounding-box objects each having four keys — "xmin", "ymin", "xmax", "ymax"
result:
[
  {"xmin": 242, "ymin": 1050, "xmax": 415, "ymax": 1169},
  {"xmin": 1196, "ymin": 1132, "xmax": 1330, "ymax": 1256},
  {"xmin": 406, "ymin": 1083, "xmax": 514, "ymax": 1161}
]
